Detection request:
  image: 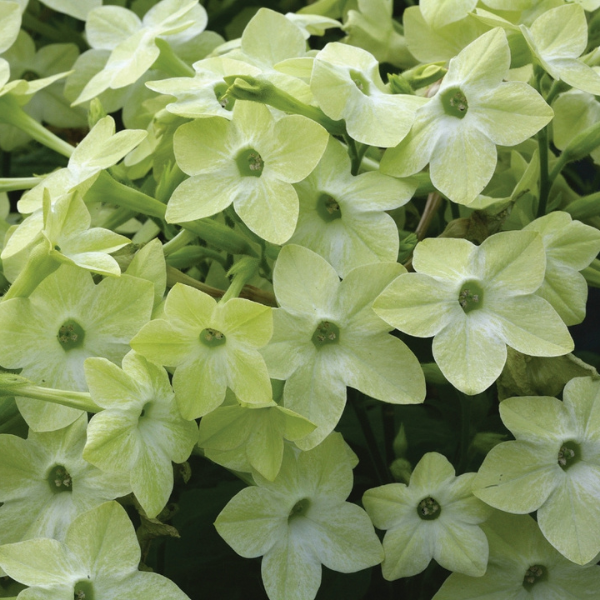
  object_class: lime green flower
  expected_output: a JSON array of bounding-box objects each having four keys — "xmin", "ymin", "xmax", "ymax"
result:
[
  {"xmin": 523, "ymin": 212, "xmax": 600, "ymax": 325},
  {"xmin": 363, "ymin": 452, "xmax": 492, "ymax": 579},
  {"xmin": 215, "ymin": 433, "xmax": 383, "ymax": 600},
  {"xmin": 433, "ymin": 512, "xmax": 600, "ymax": 600},
  {"xmin": 288, "ymin": 137, "xmax": 415, "ymax": 277},
  {"xmin": 198, "ymin": 386, "xmax": 315, "ymax": 481},
  {"xmin": 83, "ymin": 351, "xmax": 198, "ymax": 518},
  {"xmin": 74, "ymin": 0, "xmax": 205, "ymax": 104},
  {"xmin": 262, "ymin": 244, "xmax": 425, "ymax": 449},
  {"xmin": 131, "ymin": 283, "xmax": 273, "ymax": 420},
  {"xmin": 373, "ymin": 231, "xmax": 573, "ymax": 395},
  {"xmin": 0, "ymin": 1, "xmax": 20, "ymax": 54},
  {"xmin": 0, "ymin": 501, "xmax": 191, "ymax": 600},
  {"xmin": 166, "ymin": 101, "xmax": 328, "ymax": 244},
  {"xmin": 473, "ymin": 376, "xmax": 600, "ymax": 565},
  {"xmin": 381, "ymin": 28, "xmax": 553, "ymax": 204},
  {"xmin": 146, "ymin": 56, "xmax": 261, "ymax": 119},
  {"xmin": 0, "ymin": 265, "xmax": 154, "ymax": 431},
  {"xmin": 0, "ymin": 416, "xmax": 130, "ymax": 546},
  {"xmin": 311, "ymin": 42, "xmax": 427, "ymax": 147},
  {"xmin": 521, "ymin": 4, "xmax": 600, "ymax": 95}
]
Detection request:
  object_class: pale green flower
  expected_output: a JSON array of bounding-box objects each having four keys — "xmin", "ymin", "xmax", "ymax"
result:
[
  {"xmin": 146, "ymin": 56, "xmax": 261, "ymax": 119},
  {"xmin": 0, "ymin": 1, "xmax": 20, "ymax": 54},
  {"xmin": 131, "ymin": 283, "xmax": 273, "ymax": 420},
  {"xmin": 381, "ymin": 28, "xmax": 553, "ymax": 204},
  {"xmin": 363, "ymin": 452, "xmax": 492, "ymax": 580},
  {"xmin": 473, "ymin": 376, "xmax": 600, "ymax": 565},
  {"xmin": 83, "ymin": 351, "xmax": 198, "ymax": 518},
  {"xmin": 215, "ymin": 433, "xmax": 383, "ymax": 600},
  {"xmin": 418, "ymin": 0, "xmax": 477, "ymax": 30},
  {"xmin": 262, "ymin": 244, "xmax": 425, "ymax": 449},
  {"xmin": 198, "ymin": 385, "xmax": 315, "ymax": 481},
  {"xmin": 311, "ymin": 42, "xmax": 427, "ymax": 147},
  {"xmin": 521, "ymin": 4, "xmax": 600, "ymax": 95},
  {"xmin": 433, "ymin": 512, "xmax": 600, "ymax": 600},
  {"xmin": 523, "ymin": 212, "xmax": 600, "ymax": 325},
  {"xmin": 0, "ymin": 265, "xmax": 154, "ymax": 431},
  {"xmin": 166, "ymin": 101, "xmax": 328, "ymax": 245},
  {"xmin": 288, "ymin": 137, "xmax": 415, "ymax": 277},
  {"xmin": 373, "ymin": 231, "xmax": 574, "ymax": 395},
  {"xmin": 0, "ymin": 501, "xmax": 191, "ymax": 600},
  {"xmin": 16, "ymin": 115, "xmax": 146, "ymax": 214},
  {"xmin": 0, "ymin": 415, "xmax": 131, "ymax": 546}
]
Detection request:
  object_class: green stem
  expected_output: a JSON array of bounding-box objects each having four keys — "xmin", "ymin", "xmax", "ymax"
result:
[
  {"xmin": 2, "ymin": 243, "xmax": 59, "ymax": 301},
  {"xmin": 162, "ymin": 229, "xmax": 198, "ymax": 257},
  {"xmin": 545, "ymin": 79, "xmax": 570, "ymax": 106},
  {"xmin": 349, "ymin": 389, "xmax": 390, "ymax": 486},
  {"xmin": 21, "ymin": 12, "xmax": 87, "ymax": 51},
  {"xmin": 166, "ymin": 246, "xmax": 227, "ymax": 269},
  {"xmin": 0, "ymin": 95, "xmax": 75, "ymax": 158},
  {"xmin": 582, "ymin": 258, "xmax": 600, "ymax": 288},
  {"xmin": 537, "ymin": 124, "xmax": 550, "ymax": 218},
  {"xmin": 456, "ymin": 392, "xmax": 471, "ymax": 475},
  {"xmin": 566, "ymin": 191, "xmax": 600, "ymax": 220},
  {"xmin": 0, "ymin": 176, "xmax": 43, "ymax": 192},
  {"xmin": 0, "ymin": 376, "xmax": 101, "ymax": 413},
  {"xmin": 99, "ymin": 206, "xmax": 137, "ymax": 231}
]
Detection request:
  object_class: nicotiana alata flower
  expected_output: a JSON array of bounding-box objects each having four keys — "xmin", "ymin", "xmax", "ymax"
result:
[
  {"xmin": 381, "ymin": 27, "xmax": 553, "ymax": 204},
  {"xmin": 311, "ymin": 42, "xmax": 427, "ymax": 147},
  {"xmin": 198, "ymin": 385, "xmax": 315, "ymax": 482},
  {"xmin": 0, "ymin": 415, "xmax": 131, "ymax": 547},
  {"xmin": 215, "ymin": 433, "xmax": 383, "ymax": 600},
  {"xmin": 73, "ymin": 0, "xmax": 205, "ymax": 104},
  {"xmin": 523, "ymin": 211, "xmax": 600, "ymax": 326},
  {"xmin": 288, "ymin": 137, "xmax": 415, "ymax": 277},
  {"xmin": 521, "ymin": 3, "xmax": 600, "ymax": 95},
  {"xmin": 0, "ymin": 265, "xmax": 154, "ymax": 431},
  {"xmin": 0, "ymin": 501, "xmax": 191, "ymax": 600},
  {"xmin": 363, "ymin": 452, "xmax": 492, "ymax": 580},
  {"xmin": 83, "ymin": 351, "xmax": 199, "ymax": 518},
  {"xmin": 262, "ymin": 244, "xmax": 425, "ymax": 449},
  {"xmin": 166, "ymin": 101, "xmax": 328, "ymax": 245},
  {"xmin": 0, "ymin": 1, "xmax": 20, "ymax": 54},
  {"xmin": 433, "ymin": 511, "xmax": 600, "ymax": 600},
  {"xmin": 373, "ymin": 231, "xmax": 574, "ymax": 395},
  {"xmin": 131, "ymin": 283, "xmax": 273, "ymax": 420},
  {"xmin": 473, "ymin": 376, "xmax": 600, "ymax": 565}
]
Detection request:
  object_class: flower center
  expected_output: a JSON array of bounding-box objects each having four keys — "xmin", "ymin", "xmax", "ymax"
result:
[
  {"xmin": 47, "ymin": 464, "xmax": 73, "ymax": 494},
  {"xmin": 289, "ymin": 498, "xmax": 310, "ymax": 520},
  {"xmin": 440, "ymin": 86, "xmax": 469, "ymax": 119},
  {"xmin": 316, "ymin": 193, "xmax": 342, "ymax": 223},
  {"xmin": 199, "ymin": 327, "xmax": 227, "ymax": 348},
  {"xmin": 214, "ymin": 82, "xmax": 234, "ymax": 111},
  {"xmin": 349, "ymin": 69, "xmax": 370, "ymax": 95},
  {"xmin": 236, "ymin": 148, "xmax": 264, "ymax": 177},
  {"xmin": 312, "ymin": 321, "xmax": 340, "ymax": 348},
  {"xmin": 57, "ymin": 319, "xmax": 85, "ymax": 350},
  {"xmin": 458, "ymin": 281, "xmax": 484, "ymax": 313},
  {"xmin": 557, "ymin": 440, "xmax": 581, "ymax": 471},
  {"xmin": 139, "ymin": 400, "xmax": 153, "ymax": 420},
  {"xmin": 523, "ymin": 565, "xmax": 547, "ymax": 589},
  {"xmin": 22, "ymin": 70, "xmax": 40, "ymax": 81},
  {"xmin": 417, "ymin": 496, "xmax": 441, "ymax": 521},
  {"xmin": 73, "ymin": 579, "xmax": 94, "ymax": 600}
]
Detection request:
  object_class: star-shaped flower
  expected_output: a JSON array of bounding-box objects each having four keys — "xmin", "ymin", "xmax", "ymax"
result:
[
  {"xmin": 215, "ymin": 433, "xmax": 383, "ymax": 600},
  {"xmin": 373, "ymin": 231, "xmax": 574, "ymax": 395},
  {"xmin": 0, "ymin": 265, "xmax": 154, "ymax": 431},
  {"xmin": 381, "ymin": 27, "xmax": 553, "ymax": 204},
  {"xmin": 0, "ymin": 501, "xmax": 191, "ymax": 600},
  {"xmin": 363, "ymin": 452, "xmax": 492, "ymax": 579},
  {"xmin": 166, "ymin": 101, "xmax": 328, "ymax": 244},
  {"xmin": 0, "ymin": 415, "xmax": 131, "ymax": 546},
  {"xmin": 262, "ymin": 244, "xmax": 425, "ymax": 449},
  {"xmin": 473, "ymin": 376, "xmax": 600, "ymax": 565},
  {"xmin": 131, "ymin": 283, "xmax": 273, "ymax": 420},
  {"xmin": 83, "ymin": 351, "xmax": 199, "ymax": 518}
]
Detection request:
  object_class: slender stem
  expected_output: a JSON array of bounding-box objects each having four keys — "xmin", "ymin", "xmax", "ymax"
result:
[
  {"xmin": 537, "ymin": 125, "xmax": 550, "ymax": 218},
  {"xmin": 416, "ymin": 192, "xmax": 443, "ymax": 240},
  {"xmin": 162, "ymin": 229, "xmax": 198, "ymax": 257},
  {"xmin": 0, "ymin": 176, "xmax": 43, "ymax": 192},
  {"xmin": 0, "ymin": 96, "xmax": 74, "ymax": 158},
  {"xmin": 2, "ymin": 244, "xmax": 59, "ymax": 301},
  {"xmin": 456, "ymin": 392, "xmax": 471, "ymax": 475},
  {"xmin": 100, "ymin": 207, "xmax": 137, "ymax": 231},
  {"xmin": 166, "ymin": 265, "xmax": 277, "ymax": 306},
  {"xmin": 166, "ymin": 246, "xmax": 227, "ymax": 269},
  {"xmin": 21, "ymin": 12, "xmax": 87, "ymax": 51},
  {"xmin": 349, "ymin": 389, "xmax": 390, "ymax": 486}
]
